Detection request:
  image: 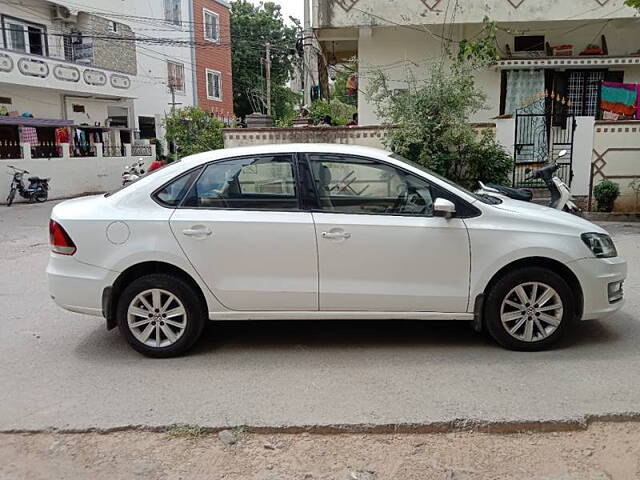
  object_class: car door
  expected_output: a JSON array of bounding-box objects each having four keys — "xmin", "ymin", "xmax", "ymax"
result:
[
  {"xmin": 306, "ymin": 153, "xmax": 471, "ymax": 313},
  {"xmin": 168, "ymin": 154, "xmax": 318, "ymax": 311}
]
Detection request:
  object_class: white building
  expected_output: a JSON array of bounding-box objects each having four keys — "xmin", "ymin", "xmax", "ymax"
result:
[
  {"xmin": 0, "ymin": 0, "xmax": 201, "ymax": 200},
  {"xmin": 311, "ymin": 0, "xmax": 640, "ymax": 211}
]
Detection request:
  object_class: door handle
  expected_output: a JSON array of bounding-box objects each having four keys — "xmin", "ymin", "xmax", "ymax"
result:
[
  {"xmin": 182, "ymin": 226, "xmax": 212, "ymax": 237},
  {"xmin": 321, "ymin": 231, "xmax": 351, "ymax": 240}
]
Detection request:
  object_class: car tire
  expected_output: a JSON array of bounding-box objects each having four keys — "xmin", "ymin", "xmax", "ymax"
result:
[
  {"xmin": 484, "ymin": 267, "xmax": 575, "ymax": 351},
  {"xmin": 117, "ymin": 273, "xmax": 206, "ymax": 358}
]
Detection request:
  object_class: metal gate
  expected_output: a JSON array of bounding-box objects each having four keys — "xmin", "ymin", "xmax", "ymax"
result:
[{"xmin": 513, "ymin": 94, "xmax": 576, "ymax": 188}]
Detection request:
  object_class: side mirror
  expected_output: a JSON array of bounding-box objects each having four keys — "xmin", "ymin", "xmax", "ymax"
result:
[
  {"xmin": 434, "ymin": 198, "xmax": 456, "ymax": 218},
  {"xmin": 558, "ymin": 149, "xmax": 568, "ymax": 158}
]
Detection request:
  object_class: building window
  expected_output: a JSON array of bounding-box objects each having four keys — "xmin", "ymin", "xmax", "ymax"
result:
[
  {"xmin": 164, "ymin": 0, "xmax": 182, "ymax": 25},
  {"xmin": 138, "ymin": 116, "xmax": 157, "ymax": 139},
  {"xmin": 72, "ymin": 104, "xmax": 85, "ymax": 113},
  {"xmin": 203, "ymin": 9, "xmax": 219, "ymax": 42},
  {"xmin": 206, "ymin": 69, "xmax": 222, "ymax": 100},
  {"xmin": 168, "ymin": 61, "xmax": 185, "ymax": 93},
  {"xmin": 107, "ymin": 21, "xmax": 118, "ymax": 33},
  {"xmin": 514, "ymin": 35, "xmax": 545, "ymax": 54},
  {"xmin": 3, "ymin": 17, "xmax": 47, "ymax": 56},
  {"xmin": 567, "ymin": 70, "xmax": 605, "ymax": 117}
]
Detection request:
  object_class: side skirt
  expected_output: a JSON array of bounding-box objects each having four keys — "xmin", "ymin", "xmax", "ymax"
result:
[{"xmin": 209, "ymin": 311, "xmax": 474, "ymax": 321}]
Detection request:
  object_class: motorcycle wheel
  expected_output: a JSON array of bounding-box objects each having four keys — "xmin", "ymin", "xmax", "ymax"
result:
[
  {"xmin": 35, "ymin": 191, "xmax": 48, "ymax": 203},
  {"xmin": 6, "ymin": 188, "xmax": 16, "ymax": 206}
]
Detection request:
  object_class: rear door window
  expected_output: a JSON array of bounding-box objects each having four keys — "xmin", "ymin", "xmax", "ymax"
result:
[
  {"xmin": 153, "ymin": 169, "xmax": 201, "ymax": 207},
  {"xmin": 182, "ymin": 155, "xmax": 299, "ymax": 210}
]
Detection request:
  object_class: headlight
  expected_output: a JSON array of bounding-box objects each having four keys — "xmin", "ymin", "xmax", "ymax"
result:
[{"xmin": 581, "ymin": 233, "xmax": 617, "ymax": 258}]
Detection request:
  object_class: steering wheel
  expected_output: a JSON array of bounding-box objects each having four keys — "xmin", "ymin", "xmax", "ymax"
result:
[{"xmin": 390, "ymin": 187, "xmax": 409, "ymax": 213}]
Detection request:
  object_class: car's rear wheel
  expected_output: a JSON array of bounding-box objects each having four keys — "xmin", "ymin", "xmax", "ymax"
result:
[
  {"xmin": 484, "ymin": 267, "xmax": 574, "ymax": 351},
  {"xmin": 117, "ymin": 274, "xmax": 206, "ymax": 357}
]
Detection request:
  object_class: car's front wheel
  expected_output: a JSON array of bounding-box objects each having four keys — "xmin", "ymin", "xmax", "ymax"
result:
[
  {"xmin": 484, "ymin": 267, "xmax": 574, "ymax": 351},
  {"xmin": 117, "ymin": 274, "xmax": 206, "ymax": 357}
]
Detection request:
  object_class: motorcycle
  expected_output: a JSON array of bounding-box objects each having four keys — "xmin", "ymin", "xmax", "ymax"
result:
[
  {"xmin": 121, "ymin": 159, "xmax": 146, "ymax": 186},
  {"xmin": 6, "ymin": 165, "xmax": 50, "ymax": 206},
  {"xmin": 477, "ymin": 150, "xmax": 579, "ymax": 214}
]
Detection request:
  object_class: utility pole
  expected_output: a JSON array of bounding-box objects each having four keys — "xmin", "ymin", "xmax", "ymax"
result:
[
  {"xmin": 265, "ymin": 42, "xmax": 272, "ymax": 116},
  {"xmin": 167, "ymin": 82, "xmax": 182, "ymax": 160},
  {"xmin": 303, "ymin": 0, "xmax": 312, "ymax": 106},
  {"xmin": 303, "ymin": 0, "xmax": 318, "ymax": 107}
]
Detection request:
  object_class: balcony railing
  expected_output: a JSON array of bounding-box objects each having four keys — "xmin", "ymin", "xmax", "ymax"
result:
[
  {"xmin": 0, "ymin": 48, "xmax": 134, "ymax": 98},
  {"xmin": 0, "ymin": 142, "xmax": 22, "ymax": 160},
  {"xmin": 31, "ymin": 142, "xmax": 61, "ymax": 159},
  {"xmin": 131, "ymin": 144, "xmax": 152, "ymax": 156},
  {"xmin": 103, "ymin": 145, "xmax": 126, "ymax": 157}
]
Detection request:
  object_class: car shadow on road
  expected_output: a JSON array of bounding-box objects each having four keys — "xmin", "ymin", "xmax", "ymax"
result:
[{"xmin": 75, "ymin": 314, "xmax": 629, "ymax": 363}]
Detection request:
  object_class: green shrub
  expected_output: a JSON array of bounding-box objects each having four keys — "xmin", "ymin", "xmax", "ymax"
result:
[
  {"xmin": 308, "ymin": 99, "xmax": 357, "ymax": 126},
  {"xmin": 164, "ymin": 107, "xmax": 224, "ymax": 160},
  {"xmin": 593, "ymin": 179, "xmax": 620, "ymax": 212},
  {"xmin": 367, "ymin": 62, "xmax": 513, "ymax": 190}
]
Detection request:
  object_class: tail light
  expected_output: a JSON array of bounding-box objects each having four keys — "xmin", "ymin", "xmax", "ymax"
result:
[{"xmin": 49, "ymin": 220, "xmax": 76, "ymax": 255}]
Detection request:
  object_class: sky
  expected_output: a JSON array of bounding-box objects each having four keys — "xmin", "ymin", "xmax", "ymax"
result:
[{"xmin": 249, "ymin": 0, "xmax": 305, "ymax": 25}]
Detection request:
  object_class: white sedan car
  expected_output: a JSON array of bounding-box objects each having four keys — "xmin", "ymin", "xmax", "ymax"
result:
[{"xmin": 47, "ymin": 144, "xmax": 626, "ymax": 357}]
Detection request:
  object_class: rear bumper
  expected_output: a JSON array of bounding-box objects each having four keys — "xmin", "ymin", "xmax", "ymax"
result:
[
  {"xmin": 571, "ymin": 256, "xmax": 627, "ymax": 320},
  {"xmin": 46, "ymin": 253, "xmax": 116, "ymax": 317}
]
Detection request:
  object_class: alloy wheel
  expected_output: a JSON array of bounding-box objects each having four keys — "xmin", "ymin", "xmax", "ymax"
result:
[
  {"xmin": 127, "ymin": 288, "xmax": 187, "ymax": 348},
  {"xmin": 500, "ymin": 282, "xmax": 563, "ymax": 343}
]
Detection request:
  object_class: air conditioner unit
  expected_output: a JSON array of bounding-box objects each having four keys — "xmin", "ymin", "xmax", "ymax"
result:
[{"xmin": 53, "ymin": 5, "xmax": 73, "ymax": 21}]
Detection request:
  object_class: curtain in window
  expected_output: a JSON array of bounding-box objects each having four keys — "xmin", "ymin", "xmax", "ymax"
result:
[
  {"xmin": 505, "ymin": 70, "xmax": 545, "ymax": 115},
  {"xmin": 164, "ymin": 0, "xmax": 181, "ymax": 25},
  {"xmin": 207, "ymin": 71, "xmax": 221, "ymax": 98},
  {"xmin": 205, "ymin": 12, "xmax": 218, "ymax": 41}
]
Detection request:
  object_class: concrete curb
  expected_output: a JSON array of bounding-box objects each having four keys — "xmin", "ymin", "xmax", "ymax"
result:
[
  {"xmin": 583, "ymin": 212, "xmax": 640, "ymax": 223},
  {"xmin": 3, "ymin": 412, "xmax": 640, "ymax": 436}
]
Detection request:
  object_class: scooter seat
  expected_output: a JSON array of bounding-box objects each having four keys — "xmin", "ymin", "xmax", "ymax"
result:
[
  {"xmin": 486, "ymin": 184, "xmax": 533, "ymax": 202},
  {"xmin": 28, "ymin": 176, "xmax": 40, "ymax": 182}
]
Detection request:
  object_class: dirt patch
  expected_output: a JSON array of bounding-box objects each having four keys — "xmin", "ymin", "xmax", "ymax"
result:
[{"xmin": 1, "ymin": 422, "xmax": 639, "ymax": 479}]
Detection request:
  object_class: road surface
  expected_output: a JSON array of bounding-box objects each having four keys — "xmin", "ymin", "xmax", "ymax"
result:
[{"xmin": 1, "ymin": 199, "xmax": 639, "ymax": 431}]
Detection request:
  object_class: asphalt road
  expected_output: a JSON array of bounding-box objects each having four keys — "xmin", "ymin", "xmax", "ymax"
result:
[{"xmin": 1, "ymin": 200, "xmax": 640, "ymax": 431}]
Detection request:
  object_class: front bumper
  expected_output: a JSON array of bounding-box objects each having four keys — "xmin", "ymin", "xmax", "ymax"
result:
[
  {"xmin": 46, "ymin": 253, "xmax": 116, "ymax": 317},
  {"xmin": 570, "ymin": 256, "xmax": 627, "ymax": 320}
]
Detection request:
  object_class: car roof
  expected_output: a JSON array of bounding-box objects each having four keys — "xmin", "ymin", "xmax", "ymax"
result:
[{"xmin": 180, "ymin": 143, "xmax": 393, "ymax": 167}]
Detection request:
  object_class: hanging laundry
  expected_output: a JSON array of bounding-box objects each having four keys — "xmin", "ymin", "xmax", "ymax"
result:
[
  {"xmin": 346, "ymin": 74, "xmax": 358, "ymax": 95},
  {"xmin": 20, "ymin": 126, "xmax": 38, "ymax": 144},
  {"xmin": 601, "ymin": 81, "xmax": 640, "ymax": 119},
  {"xmin": 55, "ymin": 128, "xmax": 70, "ymax": 145}
]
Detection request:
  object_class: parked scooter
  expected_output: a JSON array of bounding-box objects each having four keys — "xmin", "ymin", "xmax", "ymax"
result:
[
  {"xmin": 6, "ymin": 165, "xmax": 50, "ymax": 206},
  {"xmin": 121, "ymin": 159, "xmax": 146, "ymax": 186},
  {"xmin": 477, "ymin": 150, "xmax": 579, "ymax": 213}
]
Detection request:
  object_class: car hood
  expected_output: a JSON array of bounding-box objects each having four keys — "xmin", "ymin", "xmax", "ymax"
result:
[{"xmin": 489, "ymin": 195, "xmax": 608, "ymax": 235}]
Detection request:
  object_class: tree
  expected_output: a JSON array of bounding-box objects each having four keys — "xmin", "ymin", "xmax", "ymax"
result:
[
  {"xmin": 230, "ymin": 1, "xmax": 299, "ymax": 120},
  {"xmin": 164, "ymin": 107, "xmax": 224, "ymax": 160},
  {"xmin": 625, "ymin": 0, "xmax": 640, "ymax": 10},
  {"xmin": 366, "ymin": 20, "xmax": 512, "ymax": 189}
]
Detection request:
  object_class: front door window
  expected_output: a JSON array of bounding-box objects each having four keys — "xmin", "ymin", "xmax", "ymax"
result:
[{"xmin": 308, "ymin": 155, "xmax": 433, "ymax": 216}]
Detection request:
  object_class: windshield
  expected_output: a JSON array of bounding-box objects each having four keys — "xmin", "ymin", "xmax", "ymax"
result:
[{"xmin": 389, "ymin": 153, "xmax": 502, "ymax": 205}]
